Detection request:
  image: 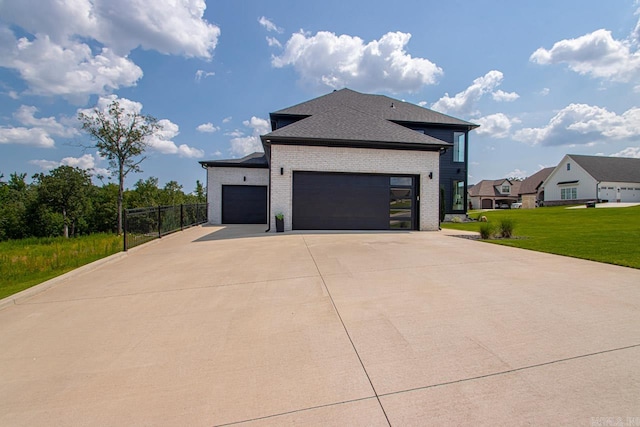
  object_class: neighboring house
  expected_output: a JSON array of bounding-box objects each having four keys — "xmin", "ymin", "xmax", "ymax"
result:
[
  {"xmin": 200, "ymin": 88, "xmax": 478, "ymax": 231},
  {"xmin": 543, "ymin": 154, "xmax": 640, "ymax": 205},
  {"xmin": 468, "ymin": 179, "xmax": 522, "ymax": 209},
  {"xmin": 518, "ymin": 167, "xmax": 554, "ymax": 208},
  {"xmin": 468, "ymin": 167, "xmax": 554, "ymax": 209}
]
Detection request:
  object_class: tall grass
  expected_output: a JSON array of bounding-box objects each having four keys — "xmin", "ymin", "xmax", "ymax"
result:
[{"xmin": 0, "ymin": 234, "xmax": 122, "ymax": 299}]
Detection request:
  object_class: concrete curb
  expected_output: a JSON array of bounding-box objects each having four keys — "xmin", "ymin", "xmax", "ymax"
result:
[{"xmin": 0, "ymin": 228, "xmax": 194, "ymax": 311}]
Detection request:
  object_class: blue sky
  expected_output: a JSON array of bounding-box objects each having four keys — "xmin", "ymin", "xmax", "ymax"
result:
[{"xmin": 1, "ymin": 0, "xmax": 639, "ymax": 192}]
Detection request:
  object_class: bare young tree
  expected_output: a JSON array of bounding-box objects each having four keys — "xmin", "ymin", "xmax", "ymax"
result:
[{"xmin": 78, "ymin": 100, "xmax": 160, "ymax": 235}]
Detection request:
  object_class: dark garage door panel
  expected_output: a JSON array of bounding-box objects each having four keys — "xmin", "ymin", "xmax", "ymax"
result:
[
  {"xmin": 293, "ymin": 172, "xmax": 389, "ymax": 230},
  {"xmin": 222, "ymin": 185, "xmax": 267, "ymax": 224}
]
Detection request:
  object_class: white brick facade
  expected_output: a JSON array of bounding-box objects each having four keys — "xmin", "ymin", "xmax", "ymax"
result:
[
  {"xmin": 205, "ymin": 166, "xmax": 269, "ymax": 224},
  {"xmin": 269, "ymin": 144, "xmax": 440, "ymax": 232}
]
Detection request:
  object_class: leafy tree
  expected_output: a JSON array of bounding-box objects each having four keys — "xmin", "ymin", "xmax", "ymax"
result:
[
  {"xmin": 78, "ymin": 99, "xmax": 160, "ymax": 234},
  {"xmin": 0, "ymin": 173, "xmax": 33, "ymax": 240},
  {"xmin": 87, "ymin": 183, "xmax": 119, "ymax": 233},
  {"xmin": 159, "ymin": 180, "xmax": 184, "ymax": 206},
  {"xmin": 194, "ymin": 180, "xmax": 206, "ymax": 203},
  {"xmin": 34, "ymin": 166, "xmax": 92, "ymax": 238},
  {"xmin": 129, "ymin": 177, "xmax": 160, "ymax": 208}
]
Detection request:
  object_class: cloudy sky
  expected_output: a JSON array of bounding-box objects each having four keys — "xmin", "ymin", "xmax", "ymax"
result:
[{"xmin": 1, "ymin": 0, "xmax": 639, "ymax": 191}]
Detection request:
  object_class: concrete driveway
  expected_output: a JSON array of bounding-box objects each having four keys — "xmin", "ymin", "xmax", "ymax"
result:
[{"xmin": 1, "ymin": 225, "xmax": 639, "ymax": 426}]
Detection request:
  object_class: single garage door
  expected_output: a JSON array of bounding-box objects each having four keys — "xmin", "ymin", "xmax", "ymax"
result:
[
  {"xmin": 292, "ymin": 172, "xmax": 416, "ymax": 230},
  {"xmin": 222, "ymin": 185, "xmax": 267, "ymax": 224}
]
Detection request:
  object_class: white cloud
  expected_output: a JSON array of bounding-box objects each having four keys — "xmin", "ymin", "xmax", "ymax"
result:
[
  {"xmin": 146, "ymin": 120, "xmax": 204, "ymax": 158},
  {"xmin": 538, "ymin": 87, "xmax": 550, "ymax": 96},
  {"xmin": 513, "ymin": 103, "xmax": 640, "ymax": 146},
  {"xmin": 258, "ymin": 16, "xmax": 283, "ymax": 33},
  {"xmin": 0, "ymin": 0, "xmax": 219, "ymax": 99},
  {"xmin": 14, "ymin": 105, "xmax": 78, "ymax": 138},
  {"xmin": 229, "ymin": 116, "xmax": 269, "ymax": 157},
  {"xmin": 195, "ymin": 69, "xmax": 215, "ymax": 81},
  {"xmin": 222, "ymin": 116, "xmax": 232, "ymax": 123},
  {"xmin": 610, "ymin": 146, "xmax": 640, "ymax": 158},
  {"xmin": 266, "ymin": 36, "xmax": 282, "ymax": 48},
  {"xmin": 0, "ymin": 30, "xmax": 143, "ymax": 102},
  {"xmin": 225, "ymin": 130, "xmax": 244, "ymax": 137},
  {"xmin": 79, "ymin": 95, "xmax": 203, "ymax": 158},
  {"xmin": 0, "ymin": 105, "xmax": 79, "ymax": 148},
  {"xmin": 431, "ymin": 70, "xmax": 504, "ymax": 115},
  {"xmin": 506, "ymin": 168, "xmax": 527, "ymax": 179},
  {"xmin": 530, "ymin": 28, "xmax": 640, "ymax": 83},
  {"xmin": 0, "ymin": 126, "xmax": 55, "ymax": 147},
  {"xmin": 196, "ymin": 122, "xmax": 220, "ymax": 133},
  {"xmin": 492, "ymin": 90, "xmax": 520, "ymax": 102},
  {"xmin": 29, "ymin": 153, "xmax": 110, "ymax": 176},
  {"xmin": 272, "ymin": 31, "xmax": 442, "ymax": 93},
  {"xmin": 177, "ymin": 144, "xmax": 205, "ymax": 158},
  {"xmin": 474, "ymin": 113, "xmax": 521, "ymax": 138}
]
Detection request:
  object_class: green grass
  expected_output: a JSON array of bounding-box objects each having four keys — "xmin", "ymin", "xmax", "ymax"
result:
[
  {"xmin": 0, "ymin": 234, "xmax": 123, "ymax": 299},
  {"xmin": 442, "ymin": 206, "xmax": 640, "ymax": 269}
]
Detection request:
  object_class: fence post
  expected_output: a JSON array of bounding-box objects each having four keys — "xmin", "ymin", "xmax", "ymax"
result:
[
  {"xmin": 123, "ymin": 208, "xmax": 128, "ymax": 251},
  {"xmin": 180, "ymin": 204, "xmax": 184, "ymax": 231},
  {"xmin": 158, "ymin": 206, "xmax": 162, "ymax": 238}
]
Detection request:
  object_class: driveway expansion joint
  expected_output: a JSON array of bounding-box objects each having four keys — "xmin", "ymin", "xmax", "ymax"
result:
[
  {"xmin": 302, "ymin": 235, "xmax": 392, "ymax": 427},
  {"xmin": 378, "ymin": 342, "xmax": 640, "ymax": 398}
]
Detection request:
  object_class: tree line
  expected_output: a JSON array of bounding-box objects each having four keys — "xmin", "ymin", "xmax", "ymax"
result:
[{"xmin": 0, "ymin": 168, "xmax": 205, "ymax": 241}]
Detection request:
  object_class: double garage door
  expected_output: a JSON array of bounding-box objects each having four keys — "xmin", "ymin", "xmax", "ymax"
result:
[{"xmin": 292, "ymin": 172, "xmax": 417, "ymax": 230}]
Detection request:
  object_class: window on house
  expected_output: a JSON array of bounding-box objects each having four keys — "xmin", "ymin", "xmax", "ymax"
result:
[
  {"xmin": 567, "ymin": 163, "xmax": 571, "ymax": 171},
  {"xmin": 453, "ymin": 132, "xmax": 465, "ymax": 163},
  {"xmin": 502, "ymin": 185, "xmax": 510, "ymax": 194},
  {"xmin": 453, "ymin": 180, "xmax": 464, "ymax": 210},
  {"xmin": 561, "ymin": 187, "xmax": 577, "ymax": 200}
]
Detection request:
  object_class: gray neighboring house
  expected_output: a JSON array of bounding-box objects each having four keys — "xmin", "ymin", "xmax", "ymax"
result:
[
  {"xmin": 543, "ymin": 154, "xmax": 640, "ymax": 205},
  {"xmin": 200, "ymin": 88, "xmax": 478, "ymax": 232}
]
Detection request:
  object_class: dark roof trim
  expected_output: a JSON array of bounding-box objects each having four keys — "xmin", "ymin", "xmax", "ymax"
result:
[
  {"xmin": 390, "ymin": 120, "xmax": 479, "ymax": 131},
  {"xmin": 199, "ymin": 152, "xmax": 269, "ymax": 169},
  {"xmin": 557, "ymin": 180, "xmax": 579, "ymax": 185},
  {"xmin": 262, "ymin": 137, "xmax": 450, "ymax": 152},
  {"xmin": 199, "ymin": 161, "xmax": 268, "ymax": 169}
]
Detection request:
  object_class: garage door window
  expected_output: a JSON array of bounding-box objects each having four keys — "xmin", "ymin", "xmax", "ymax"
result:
[{"xmin": 390, "ymin": 177, "xmax": 414, "ymax": 229}]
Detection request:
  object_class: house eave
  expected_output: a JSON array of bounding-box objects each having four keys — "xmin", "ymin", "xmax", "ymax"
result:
[{"xmin": 260, "ymin": 136, "xmax": 451, "ymax": 152}]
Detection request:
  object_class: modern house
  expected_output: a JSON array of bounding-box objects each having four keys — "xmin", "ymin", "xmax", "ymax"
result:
[
  {"xmin": 542, "ymin": 154, "xmax": 640, "ymax": 205},
  {"xmin": 200, "ymin": 88, "xmax": 478, "ymax": 231}
]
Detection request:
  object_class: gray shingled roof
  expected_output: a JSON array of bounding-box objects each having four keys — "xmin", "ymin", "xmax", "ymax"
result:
[
  {"xmin": 570, "ymin": 155, "xmax": 640, "ymax": 182},
  {"xmin": 468, "ymin": 179, "xmax": 520, "ymax": 197},
  {"xmin": 263, "ymin": 105, "xmax": 450, "ymax": 147},
  {"xmin": 519, "ymin": 167, "xmax": 554, "ymax": 194},
  {"xmin": 272, "ymin": 88, "xmax": 478, "ymax": 128},
  {"xmin": 199, "ymin": 152, "xmax": 268, "ymax": 168}
]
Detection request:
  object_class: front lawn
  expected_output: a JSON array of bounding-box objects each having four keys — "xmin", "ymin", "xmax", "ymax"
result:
[{"xmin": 442, "ymin": 206, "xmax": 640, "ymax": 269}]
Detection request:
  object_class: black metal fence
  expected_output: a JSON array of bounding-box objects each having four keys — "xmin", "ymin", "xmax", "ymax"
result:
[{"xmin": 123, "ymin": 203, "xmax": 208, "ymax": 251}]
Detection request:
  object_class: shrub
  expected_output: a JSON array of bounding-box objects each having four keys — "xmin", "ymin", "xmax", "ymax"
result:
[
  {"xmin": 479, "ymin": 222, "xmax": 495, "ymax": 239},
  {"xmin": 451, "ymin": 216, "xmax": 462, "ymax": 223},
  {"xmin": 499, "ymin": 218, "xmax": 515, "ymax": 238}
]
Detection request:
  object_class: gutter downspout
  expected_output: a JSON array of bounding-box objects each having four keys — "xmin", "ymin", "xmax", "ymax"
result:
[{"xmin": 264, "ymin": 141, "xmax": 271, "ymax": 232}]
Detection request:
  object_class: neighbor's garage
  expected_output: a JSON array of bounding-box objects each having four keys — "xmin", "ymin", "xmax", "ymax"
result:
[
  {"xmin": 292, "ymin": 171, "xmax": 416, "ymax": 230},
  {"xmin": 221, "ymin": 185, "xmax": 267, "ymax": 224}
]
